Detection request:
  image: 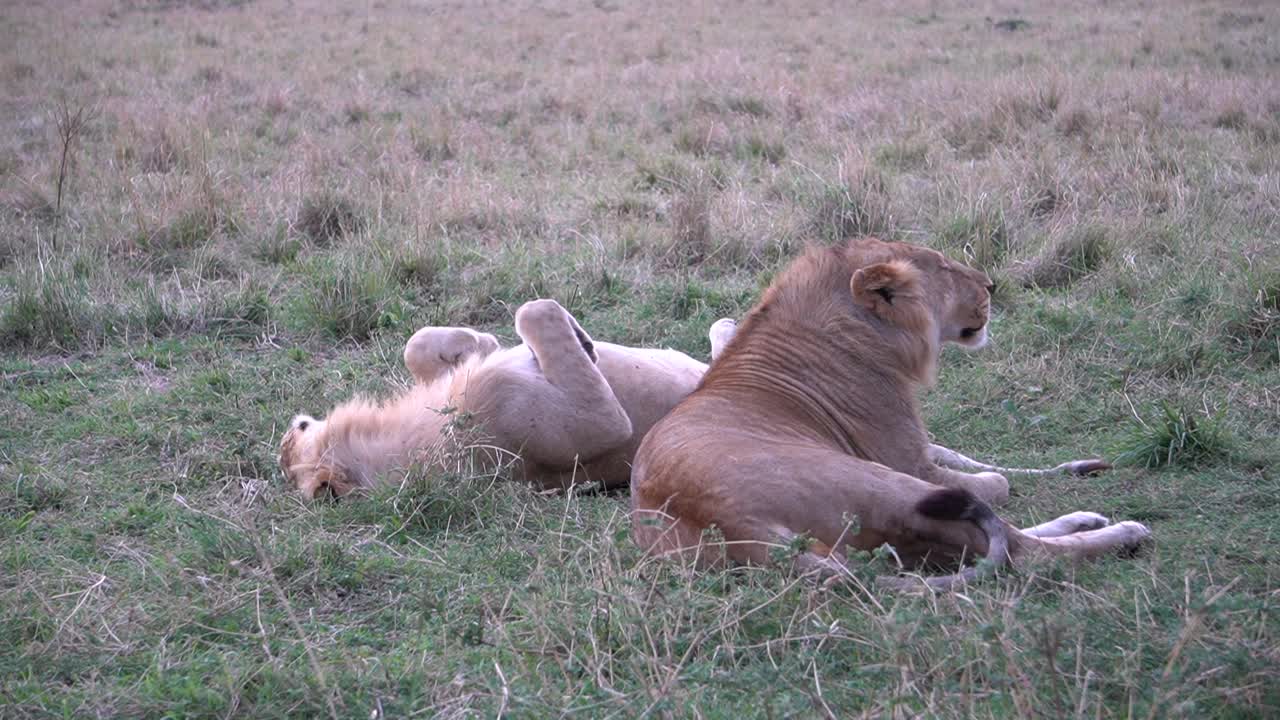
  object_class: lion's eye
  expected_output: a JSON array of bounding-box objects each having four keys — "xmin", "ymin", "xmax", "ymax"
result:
[{"xmin": 297, "ymin": 420, "xmax": 309, "ymax": 431}]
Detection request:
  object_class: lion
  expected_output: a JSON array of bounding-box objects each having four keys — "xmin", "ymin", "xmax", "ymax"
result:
[
  {"xmin": 630, "ymin": 237, "xmax": 1150, "ymax": 589},
  {"xmin": 279, "ymin": 299, "xmax": 738, "ymax": 498},
  {"xmin": 281, "ymin": 295, "xmax": 1110, "ymax": 502}
]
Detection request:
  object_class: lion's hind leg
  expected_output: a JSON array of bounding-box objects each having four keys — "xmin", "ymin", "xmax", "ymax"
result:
[
  {"xmin": 1012, "ymin": 521, "xmax": 1150, "ymax": 561},
  {"xmin": 639, "ymin": 445, "xmax": 1015, "ymax": 591},
  {"xmin": 778, "ymin": 488, "xmax": 1013, "ymax": 592},
  {"xmin": 500, "ymin": 299, "xmax": 633, "ymax": 467},
  {"xmin": 404, "ymin": 326, "xmax": 500, "ymax": 384}
]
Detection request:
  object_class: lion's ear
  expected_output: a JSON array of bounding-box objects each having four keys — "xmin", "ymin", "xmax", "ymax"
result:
[{"xmin": 851, "ymin": 260, "xmax": 921, "ymax": 316}]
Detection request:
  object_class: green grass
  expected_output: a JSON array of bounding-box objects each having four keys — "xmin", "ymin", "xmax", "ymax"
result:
[
  {"xmin": 1110, "ymin": 403, "xmax": 1233, "ymax": 470},
  {"xmin": 2, "ymin": 0, "xmax": 1279, "ymax": 717}
]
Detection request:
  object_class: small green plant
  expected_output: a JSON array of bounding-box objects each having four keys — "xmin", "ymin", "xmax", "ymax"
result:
[
  {"xmin": 391, "ymin": 245, "xmax": 447, "ymax": 294},
  {"xmin": 134, "ymin": 282, "xmax": 193, "ymax": 338},
  {"xmin": 209, "ymin": 281, "xmax": 272, "ymax": 340},
  {"xmin": 674, "ymin": 124, "xmax": 720, "ymax": 156},
  {"xmin": 342, "ymin": 100, "xmax": 370, "ymax": 124},
  {"xmin": 1213, "ymin": 106, "xmax": 1248, "ymax": 131},
  {"xmin": 410, "ymin": 124, "xmax": 455, "ymax": 162},
  {"xmin": 140, "ymin": 124, "xmax": 180, "ymax": 173},
  {"xmin": 1111, "ymin": 403, "xmax": 1232, "ymax": 469},
  {"xmin": 138, "ymin": 206, "xmax": 227, "ymax": 273},
  {"xmin": 253, "ymin": 226, "xmax": 301, "ymax": 265}
]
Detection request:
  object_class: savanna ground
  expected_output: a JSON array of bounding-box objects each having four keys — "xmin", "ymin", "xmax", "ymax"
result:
[{"xmin": 2, "ymin": 0, "xmax": 1278, "ymax": 716}]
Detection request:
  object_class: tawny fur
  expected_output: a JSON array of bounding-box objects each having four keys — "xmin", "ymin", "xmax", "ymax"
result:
[
  {"xmin": 282, "ymin": 291, "xmax": 1110, "ymax": 505},
  {"xmin": 280, "ymin": 356, "xmax": 481, "ymax": 498},
  {"xmin": 280, "ymin": 300, "xmax": 711, "ymax": 498},
  {"xmin": 630, "ymin": 237, "xmax": 1150, "ymax": 589}
]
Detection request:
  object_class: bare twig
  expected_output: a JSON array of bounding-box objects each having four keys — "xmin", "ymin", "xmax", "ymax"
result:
[{"xmin": 50, "ymin": 98, "xmax": 97, "ymax": 251}]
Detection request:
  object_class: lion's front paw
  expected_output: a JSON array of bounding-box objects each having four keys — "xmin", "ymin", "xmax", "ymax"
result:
[
  {"xmin": 1061, "ymin": 459, "xmax": 1112, "ymax": 476},
  {"xmin": 1059, "ymin": 511, "xmax": 1110, "ymax": 533}
]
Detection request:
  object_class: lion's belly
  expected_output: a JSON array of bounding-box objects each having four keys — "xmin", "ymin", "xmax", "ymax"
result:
[
  {"xmin": 453, "ymin": 342, "xmax": 709, "ymax": 490},
  {"xmin": 595, "ymin": 344, "xmax": 708, "ymax": 459}
]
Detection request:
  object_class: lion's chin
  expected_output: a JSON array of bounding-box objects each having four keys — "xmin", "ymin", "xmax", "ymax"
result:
[{"xmin": 956, "ymin": 326, "xmax": 989, "ymax": 350}]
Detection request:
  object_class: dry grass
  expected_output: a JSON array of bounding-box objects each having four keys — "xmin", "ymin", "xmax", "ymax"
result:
[{"xmin": 2, "ymin": 0, "xmax": 1279, "ymax": 716}]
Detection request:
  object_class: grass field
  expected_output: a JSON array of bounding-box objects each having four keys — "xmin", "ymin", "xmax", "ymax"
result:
[{"xmin": 2, "ymin": 0, "xmax": 1279, "ymax": 717}]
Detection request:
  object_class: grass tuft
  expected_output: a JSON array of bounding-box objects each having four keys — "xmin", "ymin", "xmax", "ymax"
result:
[
  {"xmin": 139, "ymin": 124, "xmax": 181, "ymax": 173},
  {"xmin": 1111, "ymin": 403, "xmax": 1233, "ymax": 469},
  {"xmin": 304, "ymin": 255, "xmax": 402, "ymax": 341},
  {"xmin": 724, "ymin": 95, "xmax": 770, "ymax": 117},
  {"xmin": 133, "ymin": 281, "xmax": 194, "ymax": 338},
  {"xmin": 209, "ymin": 279, "xmax": 273, "ymax": 340},
  {"xmin": 0, "ymin": 268, "xmax": 98, "ymax": 350},
  {"xmin": 803, "ymin": 169, "xmax": 895, "ymax": 244},
  {"xmin": 391, "ymin": 244, "xmax": 448, "ymax": 295},
  {"xmin": 3, "ymin": 186, "xmax": 56, "ymax": 222},
  {"xmin": 735, "ymin": 135, "xmax": 786, "ymax": 164},
  {"xmin": 873, "ymin": 140, "xmax": 929, "ymax": 171},
  {"xmin": 153, "ymin": 206, "xmax": 218, "ymax": 249},
  {"xmin": 1225, "ymin": 271, "xmax": 1280, "ymax": 362},
  {"xmin": 1013, "ymin": 225, "xmax": 1109, "ymax": 289},
  {"xmin": 409, "ymin": 123, "xmax": 456, "ymax": 162},
  {"xmin": 936, "ymin": 202, "xmax": 1009, "ymax": 273},
  {"xmin": 660, "ymin": 185, "xmax": 713, "ymax": 268},
  {"xmin": 297, "ymin": 191, "xmax": 364, "ymax": 246},
  {"xmin": 252, "ymin": 226, "xmax": 301, "ymax": 265},
  {"xmin": 1213, "ymin": 106, "xmax": 1249, "ymax": 131},
  {"xmin": 1056, "ymin": 106, "xmax": 1094, "ymax": 139}
]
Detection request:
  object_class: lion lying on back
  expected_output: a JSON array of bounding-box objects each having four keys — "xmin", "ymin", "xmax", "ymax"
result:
[
  {"xmin": 632, "ymin": 237, "xmax": 1149, "ymax": 589},
  {"xmin": 282, "ymin": 293, "xmax": 1107, "ymax": 502},
  {"xmin": 280, "ymin": 300, "xmax": 737, "ymax": 498}
]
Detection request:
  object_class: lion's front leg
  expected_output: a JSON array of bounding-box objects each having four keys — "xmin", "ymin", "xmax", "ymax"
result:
[
  {"xmin": 918, "ymin": 463, "xmax": 1011, "ymax": 507},
  {"xmin": 403, "ymin": 326, "xmax": 500, "ymax": 384}
]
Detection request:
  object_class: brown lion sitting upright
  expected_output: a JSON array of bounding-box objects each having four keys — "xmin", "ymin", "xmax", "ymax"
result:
[{"xmin": 631, "ymin": 238, "xmax": 1150, "ymax": 589}]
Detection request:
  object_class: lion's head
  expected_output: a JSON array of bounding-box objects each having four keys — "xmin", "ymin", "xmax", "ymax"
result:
[
  {"xmin": 279, "ymin": 414, "xmax": 353, "ymax": 499},
  {"xmin": 846, "ymin": 237, "xmax": 993, "ymax": 353}
]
